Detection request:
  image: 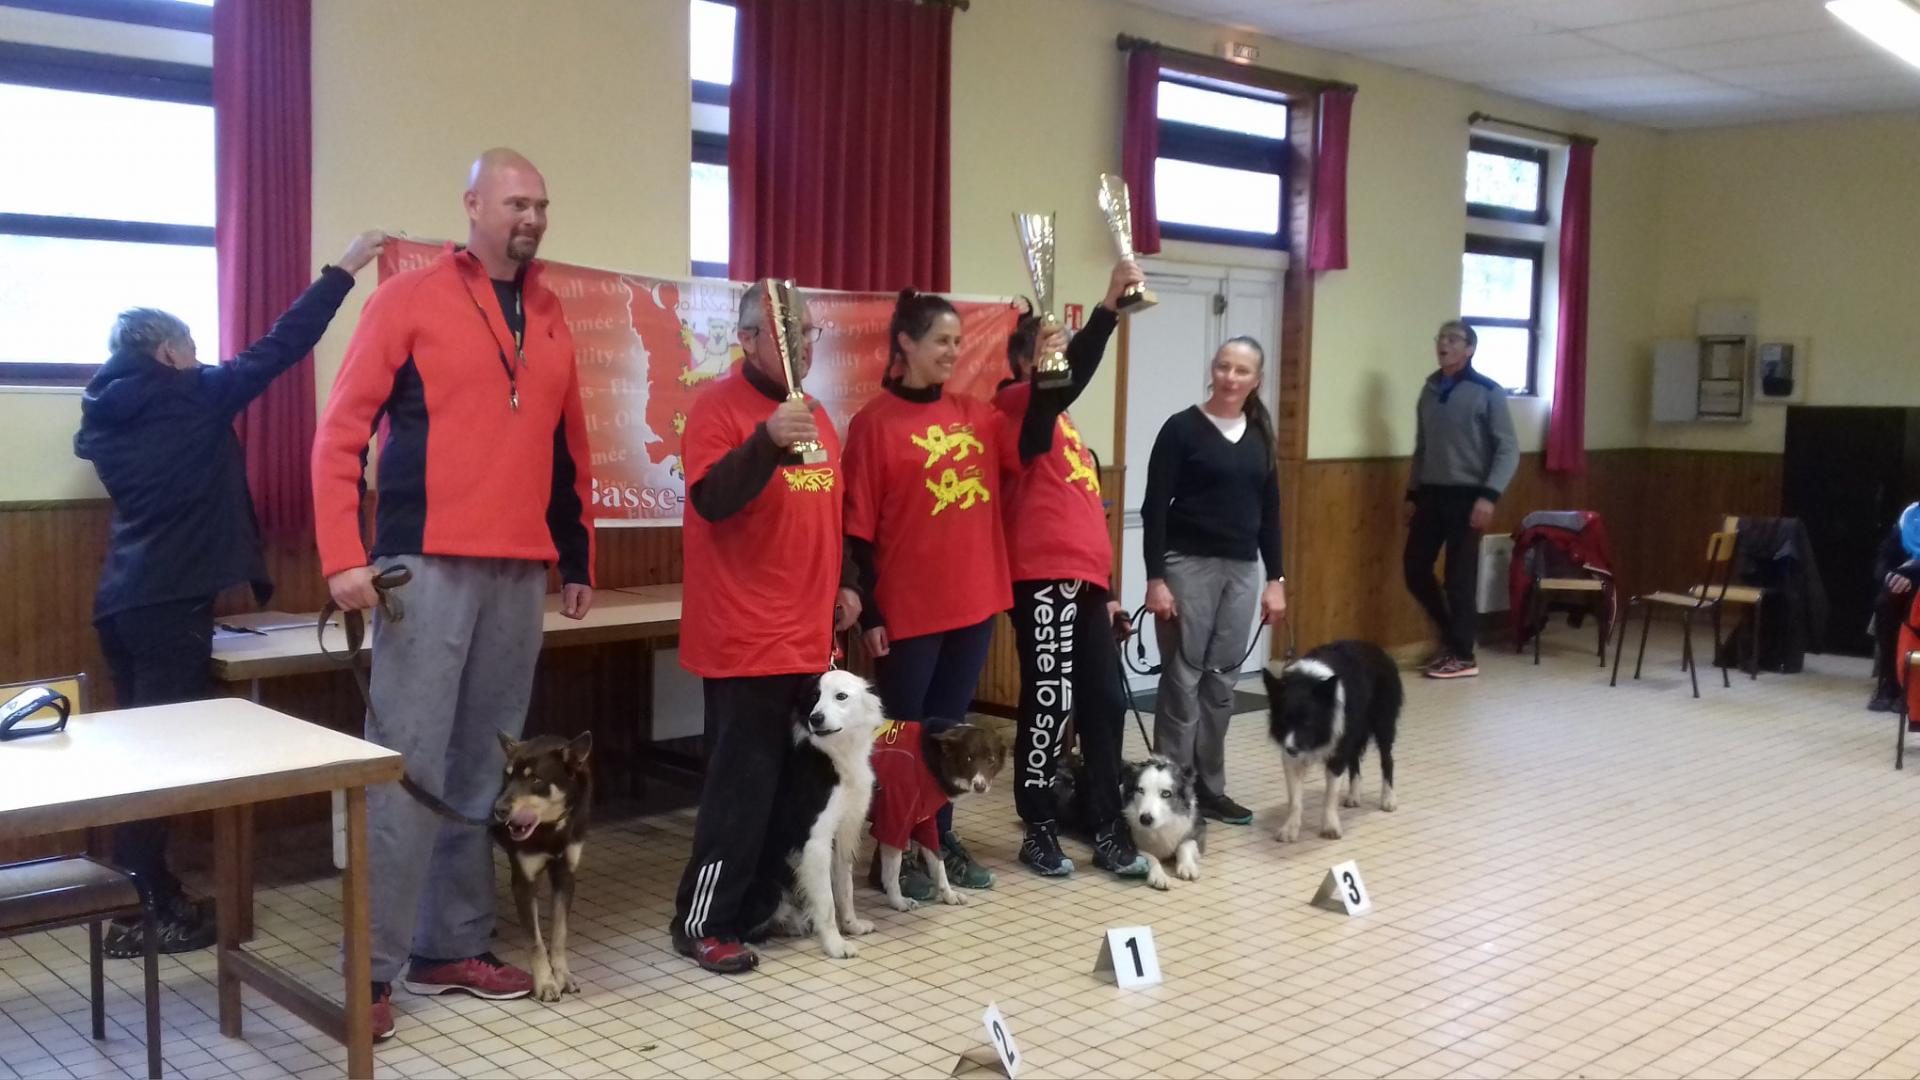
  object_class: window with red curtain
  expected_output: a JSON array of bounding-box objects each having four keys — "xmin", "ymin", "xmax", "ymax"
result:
[
  {"xmin": 215, "ymin": 0, "xmax": 315, "ymax": 539},
  {"xmin": 728, "ymin": 0, "xmax": 953, "ymax": 291}
]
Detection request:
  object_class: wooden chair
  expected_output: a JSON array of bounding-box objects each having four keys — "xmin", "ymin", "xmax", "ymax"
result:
[
  {"xmin": 1610, "ymin": 532, "xmax": 1740, "ymax": 698},
  {"xmin": 0, "ymin": 675, "xmax": 162, "ymax": 1079},
  {"xmin": 1691, "ymin": 515, "xmax": 1763, "ymax": 679},
  {"xmin": 1897, "ymin": 650, "xmax": 1919, "ymax": 770},
  {"xmin": 1530, "ymin": 577, "xmax": 1609, "ymax": 666}
]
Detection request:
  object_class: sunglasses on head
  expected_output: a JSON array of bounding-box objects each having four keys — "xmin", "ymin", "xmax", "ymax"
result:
[{"xmin": 0, "ymin": 686, "xmax": 70, "ymax": 741}]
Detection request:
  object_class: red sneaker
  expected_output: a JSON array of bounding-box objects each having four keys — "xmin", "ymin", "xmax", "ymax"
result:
[
  {"xmin": 370, "ymin": 986, "xmax": 396, "ymax": 1043},
  {"xmin": 672, "ymin": 927, "xmax": 758, "ymax": 974},
  {"xmin": 400, "ymin": 952, "xmax": 534, "ymax": 999}
]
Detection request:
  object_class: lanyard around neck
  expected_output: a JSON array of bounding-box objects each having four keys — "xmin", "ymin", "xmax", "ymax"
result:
[{"xmin": 467, "ymin": 283, "xmax": 526, "ymax": 412}]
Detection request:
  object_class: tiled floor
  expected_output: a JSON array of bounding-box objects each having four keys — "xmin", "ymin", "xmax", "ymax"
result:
[{"xmin": 7, "ymin": 631, "xmax": 1920, "ymax": 1080}]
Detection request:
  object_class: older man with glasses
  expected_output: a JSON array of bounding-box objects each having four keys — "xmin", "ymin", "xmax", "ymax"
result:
[
  {"xmin": 668, "ymin": 282, "xmax": 862, "ymax": 974},
  {"xmin": 1403, "ymin": 319, "xmax": 1518, "ymax": 680}
]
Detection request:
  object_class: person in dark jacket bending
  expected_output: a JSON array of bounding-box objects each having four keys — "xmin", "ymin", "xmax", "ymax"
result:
[
  {"xmin": 72, "ymin": 230, "xmax": 384, "ymax": 957},
  {"xmin": 1869, "ymin": 502, "xmax": 1920, "ymax": 711}
]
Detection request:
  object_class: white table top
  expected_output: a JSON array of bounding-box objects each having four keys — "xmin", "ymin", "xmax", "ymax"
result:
[
  {"xmin": 210, "ymin": 584, "xmax": 683, "ymax": 681},
  {"xmin": 0, "ymin": 698, "xmax": 402, "ymax": 838}
]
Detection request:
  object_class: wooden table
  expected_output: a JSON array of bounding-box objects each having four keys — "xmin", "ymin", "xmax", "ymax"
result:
[
  {"xmin": 0, "ymin": 700, "xmax": 402, "ymax": 1078},
  {"xmin": 210, "ymin": 585, "xmax": 682, "ymax": 684}
]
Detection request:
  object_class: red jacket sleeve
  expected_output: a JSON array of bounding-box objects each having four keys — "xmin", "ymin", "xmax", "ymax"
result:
[
  {"xmin": 311, "ymin": 275, "xmax": 416, "ymax": 579},
  {"xmin": 547, "ymin": 338, "xmax": 597, "ymax": 586},
  {"xmin": 842, "ymin": 407, "xmax": 882, "ymax": 544}
]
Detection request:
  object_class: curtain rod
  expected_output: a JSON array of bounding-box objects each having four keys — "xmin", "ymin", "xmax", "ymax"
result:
[
  {"xmin": 1469, "ymin": 111, "xmax": 1597, "ymax": 147},
  {"xmin": 1115, "ymin": 33, "xmax": 1356, "ymax": 94}
]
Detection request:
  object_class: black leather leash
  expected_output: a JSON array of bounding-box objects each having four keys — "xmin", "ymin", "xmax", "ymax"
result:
[{"xmin": 319, "ymin": 564, "xmax": 492, "ymax": 828}]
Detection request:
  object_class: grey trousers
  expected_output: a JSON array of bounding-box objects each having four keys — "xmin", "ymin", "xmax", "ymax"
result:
[
  {"xmin": 361, "ymin": 555, "xmax": 545, "ymax": 981},
  {"xmin": 1153, "ymin": 553, "xmax": 1261, "ymax": 798}
]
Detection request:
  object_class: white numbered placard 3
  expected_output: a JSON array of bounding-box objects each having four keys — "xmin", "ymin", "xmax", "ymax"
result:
[
  {"xmin": 1093, "ymin": 925, "xmax": 1163, "ymax": 988},
  {"xmin": 1311, "ymin": 860, "xmax": 1372, "ymax": 915}
]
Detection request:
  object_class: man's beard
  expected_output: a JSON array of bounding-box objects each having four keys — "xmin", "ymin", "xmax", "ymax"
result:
[{"xmin": 506, "ymin": 233, "xmax": 540, "ymax": 261}]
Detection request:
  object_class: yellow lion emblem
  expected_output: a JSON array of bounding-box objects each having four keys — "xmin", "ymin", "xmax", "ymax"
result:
[
  {"xmin": 926, "ymin": 468, "xmax": 991, "ymax": 515},
  {"xmin": 1057, "ymin": 415, "xmax": 1099, "ymax": 493},
  {"xmin": 784, "ymin": 467, "xmax": 835, "ymax": 494},
  {"xmin": 910, "ymin": 424, "xmax": 985, "ymax": 468}
]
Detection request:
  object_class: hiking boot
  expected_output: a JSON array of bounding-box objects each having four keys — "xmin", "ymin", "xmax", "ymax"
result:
[
  {"xmin": 1198, "ymin": 791, "xmax": 1254, "ymax": 825},
  {"xmin": 868, "ymin": 850, "xmax": 935, "ymax": 901},
  {"xmin": 1092, "ymin": 821, "xmax": 1151, "ymax": 878},
  {"xmin": 1425, "ymin": 656, "xmax": 1480, "ymax": 680},
  {"xmin": 370, "ymin": 983, "xmax": 396, "ymax": 1043},
  {"xmin": 1018, "ymin": 821, "xmax": 1074, "ymax": 877},
  {"xmin": 941, "ymin": 832, "xmax": 995, "ymax": 890},
  {"xmin": 671, "ymin": 927, "xmax": 758, "ymax": 975},
  {"xmin": 401, "ymin": 952, "xmax": 533, "ymax": 999},
  {"xmin": 103, "ymin": 894, "xmax": 215, "ymax": 959}
]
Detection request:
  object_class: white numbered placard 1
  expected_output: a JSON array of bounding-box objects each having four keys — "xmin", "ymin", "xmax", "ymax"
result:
[
  {"xmin": 1093, "ymin": 925, "xmax": 1163, "ymax": 988},
  {"xmin": 1311, "ymin": 860, "xmax": 1372, "ymax": 915},
  {"xmin": 981, "ymin": 1002, "xmax": 1021, "ymax": 1079}
]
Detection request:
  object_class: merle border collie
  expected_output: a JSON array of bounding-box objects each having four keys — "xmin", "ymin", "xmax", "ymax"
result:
[
  {"xmin": 1263, "ymin": 640, "xmax": 1403, "ymax": 842},
  {"xmin": 739, "ymin": 670, "xmax": 887, "ymax": 960},
  {"xmin": 1122, "ymin": 755, "xmax": 1205, "ymax": 890}
]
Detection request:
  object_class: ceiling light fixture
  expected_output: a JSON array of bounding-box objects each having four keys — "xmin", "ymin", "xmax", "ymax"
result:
[{"xmin": 1826, "ymin": 0, "xmax": 1920, "ymax": 70}]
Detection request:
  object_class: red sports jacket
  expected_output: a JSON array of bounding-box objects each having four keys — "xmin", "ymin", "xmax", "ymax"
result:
[{"xmin": 312, "ymin": 248, "xmax": 595, "ymax": 583}]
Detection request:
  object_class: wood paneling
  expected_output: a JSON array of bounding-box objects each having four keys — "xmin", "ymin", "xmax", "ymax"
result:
[{"xmin": 1285, "ymin": 449, "xmax": 1783, "ymax": 654}]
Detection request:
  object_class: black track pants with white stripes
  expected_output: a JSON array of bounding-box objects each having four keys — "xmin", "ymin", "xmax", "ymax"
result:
[
  {"xmin": 672, "ymin": 672, "xmax": 813, "ymax": 941},
  {"xmin": 1011, "ymin": 579, "xmax": 1129, "ymax": 829}
]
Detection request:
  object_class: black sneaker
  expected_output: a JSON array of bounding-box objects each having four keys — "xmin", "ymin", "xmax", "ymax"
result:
[
  {"xmin": 1198, "ymin": 792, "xmax": 1254, "ymax": 826},
  {"xmin": 1869, "ymin": 684, "xmax": 1901, "ymax": 713},
  {"xmin": 103, "ymin": 894, "xmax": 215, "ymax": 958},
  {"xmin": 1091, "ymin": 821, "xmax": 1150, "ymax": 878},
  {"xmin": 1018, "ymin": 821, "xmax": 1075, "ymax": 877}
]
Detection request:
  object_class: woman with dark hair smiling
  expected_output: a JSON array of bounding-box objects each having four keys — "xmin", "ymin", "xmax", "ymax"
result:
[{"xmin": 843, "ymin": 289, "xmax": 1011, "ymax": 898}]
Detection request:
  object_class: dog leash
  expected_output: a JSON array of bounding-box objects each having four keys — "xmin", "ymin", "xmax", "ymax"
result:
[{"xmin": 318, "ymin": 564, "xmax": 493, "ymax": 828}]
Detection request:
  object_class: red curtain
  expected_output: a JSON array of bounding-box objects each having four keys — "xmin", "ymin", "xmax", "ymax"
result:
[
  {"xmin": 1121, "ymin": 47, "xmax": 1161, "ymax": 256},
  {"xmin": 214, "ymin": 0, "xmax": 314, "ymax": 539},
  {"xmin": 729, "ymin": 0, "xmax": 952, "ymax": 291},
  {"xmin": 1546, "ymin": 141, "xmax": 1594, "ymax": 475},
  {"xmin": 1307, "ymin": 87, "xmax": 1354, "ymax": 272}
]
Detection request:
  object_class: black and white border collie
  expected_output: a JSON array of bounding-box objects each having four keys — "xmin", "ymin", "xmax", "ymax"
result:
[
  {"xmin": 1263, "ymin": 640, "xmax": 1403, "ymax": 842},
  {"xmin": 740, "ymin": 670, "xmax": 886, "ymax": 960},
  {"xmin": 1122, "ymin": 755, "xmax": 1205, "ymax": 890}
]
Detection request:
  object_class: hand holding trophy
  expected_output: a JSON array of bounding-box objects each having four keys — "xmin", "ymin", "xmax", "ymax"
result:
[
  {"xmin": 1011, "ymin": 211, "xmax": 1072, "ymax": 390},
  {"xmin": 1097, "ymin": 174, "xmax": 1158, "ymax": 313},
  {"xmin": 760, "ymin": 279, "xmax": 827, "ymax": 465}
]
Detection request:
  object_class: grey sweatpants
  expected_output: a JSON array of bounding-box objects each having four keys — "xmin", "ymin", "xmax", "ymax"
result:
[
  {"xmin": 361, "ymin": 555, "xmax": 545, "ymax": 981},
  {"xmin": 1153, "ymin": 553, "xmax": 1261, "ymax": 798}
]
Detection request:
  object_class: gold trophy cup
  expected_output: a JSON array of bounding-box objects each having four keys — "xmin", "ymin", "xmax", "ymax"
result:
[
  {"xmin": 761, "ymin": 278, "xmax": 827, "ymax": 465},
  {"xmin": 1011, "ymin": 211, "xmax": 1072, "ymax": 390},
  {"xmin": 1097, "ymin": 173, "xmax": 1158, "ymax": 313}
]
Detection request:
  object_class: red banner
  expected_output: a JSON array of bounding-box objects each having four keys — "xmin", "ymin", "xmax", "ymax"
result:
[{"xmin": 379, "ymin": 239, "xmax": 1019, "ymax": 524}]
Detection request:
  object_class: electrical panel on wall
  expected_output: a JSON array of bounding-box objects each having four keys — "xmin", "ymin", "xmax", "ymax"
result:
[{"xmin": 1652, "ymin": 336, "xmax": 1753, "ymax": 424}]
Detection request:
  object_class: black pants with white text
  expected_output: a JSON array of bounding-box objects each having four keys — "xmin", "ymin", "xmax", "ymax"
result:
[{"xmin": 1011, "ymin": 580, "xmax": 1127, "ymax": 830}]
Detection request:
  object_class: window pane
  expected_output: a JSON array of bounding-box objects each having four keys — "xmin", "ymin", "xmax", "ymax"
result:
[
  {"xmin": 690, "ymin": 0, "xmax": 736, "ymax": 85},
  {"xmin": 690, "ymin": 162, "xmax": 729, "ymax": 268},
  {"xmin": 1157, "ymin": 80, "xmax": 1288, "ymax": 139},
  {"xmin": 1154, "ymin": 158, "xmax": 1280, "ymax": 235},
  {"xmin": 1466, "ymin": 149, "xmax": 1541, "ymax": 214},
  {"xmin": 1468, "ymin": 325, "xmax": 1531, "ymax": 392},
  {"xmin": 0, "ymin": 85, "xmax": 213, "ymax": 226},
  {"xmin": 0, "ymin": 236, "xmax": 216, "ymax": 365},
  {"xmin": 1460, "ymin": 250, "xmax": 1535, "ymax": 320}
]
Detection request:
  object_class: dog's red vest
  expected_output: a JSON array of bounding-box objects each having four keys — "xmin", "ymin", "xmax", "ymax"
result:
[{"xmin": 868, "ymin": 720, "xmax": 948, "ymax": 852}]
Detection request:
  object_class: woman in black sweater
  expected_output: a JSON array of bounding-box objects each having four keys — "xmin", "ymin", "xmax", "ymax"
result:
[{"xmin": 1140, "ymin": 336, "xmax": 1286, "ymax": 825}]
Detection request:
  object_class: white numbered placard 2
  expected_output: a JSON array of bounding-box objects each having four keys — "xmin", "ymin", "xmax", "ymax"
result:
[
  {"xmin": 1093, "ymin": 925, "xmax": 1163, "ymax": 988},
  {"xmin": 980, "ymin": 1002, "xmax": 1021, "ymax": 1078},
  {"xmin": 1311, "ymin": 860, "xmax": 1372, "ymax": 915}
]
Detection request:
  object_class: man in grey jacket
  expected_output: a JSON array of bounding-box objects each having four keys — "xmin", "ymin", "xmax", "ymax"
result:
[{"xmin": 1404, "ymin": 320, "xmax": 1519, "ymax": 679}]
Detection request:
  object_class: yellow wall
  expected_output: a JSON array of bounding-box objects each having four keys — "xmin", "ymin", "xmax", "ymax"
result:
[
  {"xmin": 9, "ymin": 0, "xmax": 1912, "ymax": 504},
  {"xmin": 1649, "ymin": 111, "xmax": 1920, "ymax": 453}
]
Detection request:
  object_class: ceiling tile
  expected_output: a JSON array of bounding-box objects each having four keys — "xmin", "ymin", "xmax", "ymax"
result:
[
  {"xmin": 1459, "ymin": 0, "xmax": 1751, "ymax": 32},
  {"xmin": 1580, "ymin": 0, "xmax": 1838, "ymax": 52},
  {"xmin": 1647, "ymin": 27, "xmax": 1874, "ymax": 70}
]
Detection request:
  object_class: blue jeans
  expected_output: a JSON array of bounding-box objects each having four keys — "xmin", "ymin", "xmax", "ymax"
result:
[{"xmin": 875, "ymin": 615, "xmax": 997, "ymax": 835}]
